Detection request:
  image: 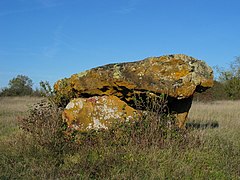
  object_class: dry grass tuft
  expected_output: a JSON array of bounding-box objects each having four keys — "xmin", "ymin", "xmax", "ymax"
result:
[{"xmin": 189, "ymin": 101, "xmax": 240, "ymax": 141}]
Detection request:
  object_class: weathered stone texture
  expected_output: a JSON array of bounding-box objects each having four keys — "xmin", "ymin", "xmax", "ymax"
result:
[{"xmin": 63, "ymin": 96, "xmax": 138, "ymax": 131}]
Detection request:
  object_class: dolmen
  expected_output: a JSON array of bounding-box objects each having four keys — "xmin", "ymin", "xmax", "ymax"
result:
[{"xmin": 54, "ymin": 54, "xmax": 213, "ymax": 131}]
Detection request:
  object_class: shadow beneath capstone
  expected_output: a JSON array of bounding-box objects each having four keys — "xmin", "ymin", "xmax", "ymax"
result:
[{"xmin": 186, "ymin": 121, "xmax": 219, "ymax": 129}]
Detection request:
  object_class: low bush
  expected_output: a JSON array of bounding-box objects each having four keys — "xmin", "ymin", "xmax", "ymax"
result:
[{"xmin": 20, "ymin": 94, "xmax": 189, "ymax": 148}]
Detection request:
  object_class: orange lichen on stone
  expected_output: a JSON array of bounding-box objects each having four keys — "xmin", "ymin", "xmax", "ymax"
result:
[
  {"xmin": 63, "ymin": 96, "xmax": 138, "ymax": 131},
  {"xmin": 173, "ymin": 68, "xmax": 190, "ymax": 80}
]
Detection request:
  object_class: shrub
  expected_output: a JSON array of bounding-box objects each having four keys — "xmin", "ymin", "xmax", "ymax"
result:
[
  {"xmin": 19, "ymin": 92, "xmax": 189, "ymax": 150},
  {"xmin": 19, "ymin": 100, "xmax": 70, "ymax": 167}
]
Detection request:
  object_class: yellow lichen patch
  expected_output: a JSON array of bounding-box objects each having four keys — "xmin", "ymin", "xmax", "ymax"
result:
[
  {"xmin": 200, "ymin": 78, "xmax": 214, "ymax": 88},
  {"xmin": 62, "ymin": 96, "xmax": 139, "ymax": 132},
  {"xmin": 173, "ymin": 68, "xmax": 190, "ymax": 79},
  {"xmin": 63, "ymin": 98, "xmax": 93, "ymax": 130},
  {"xmin": 175, "ymin": 83, "xmax": 196, "ymax": 98}
]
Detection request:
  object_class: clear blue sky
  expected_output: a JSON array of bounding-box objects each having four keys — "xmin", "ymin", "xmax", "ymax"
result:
[{"xmin": 1, "ymin": 0, "xmax": 240, "ymax": 89}]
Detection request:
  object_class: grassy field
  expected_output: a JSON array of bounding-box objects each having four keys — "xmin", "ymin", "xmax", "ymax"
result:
[
  {"xmin": 0, "ymin": 97, "xmax": 239, "ymax": 179},
  {"xmin": 0, "ymin": 97, "xmax": 44, "ymax": 138}
]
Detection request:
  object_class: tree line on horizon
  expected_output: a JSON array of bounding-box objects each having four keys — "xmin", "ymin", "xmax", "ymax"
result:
[
  {"xmin": 1, "ymin": 57, "xmax": 240, "ymax": 100},
  {"xmin": 0, "ymin": 75, "xmax": 47, "ymax": 97}
]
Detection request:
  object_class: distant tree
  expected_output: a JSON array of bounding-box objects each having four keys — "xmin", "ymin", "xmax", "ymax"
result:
[
  {"xmin": 216, "ymin": 56, "xmax": 240, "ymax": 100},
  {"xmin": 0, "ymin": 75, "xmax": 33, "ymax": 96}
]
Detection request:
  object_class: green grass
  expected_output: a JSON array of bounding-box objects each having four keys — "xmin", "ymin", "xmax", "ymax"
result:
[{"xmin": 0, "ymin": 97, "xmax": 240, "ymax": 179}]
